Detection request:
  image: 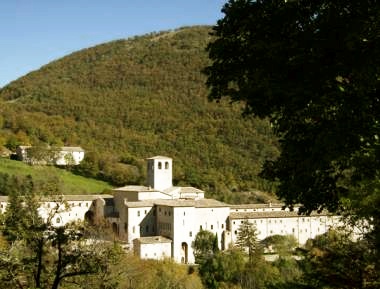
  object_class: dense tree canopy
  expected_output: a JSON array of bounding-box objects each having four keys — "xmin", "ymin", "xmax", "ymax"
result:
[
  {"xmin": 206, "ymin": 0, "xmax": 379, "ymax": 246},
  {"xmin": 0, "ymin": 26, "xmax": 279, "ymax": 200},
  {"xmin": 206, "ymin": 2, "xmax": 380, "ymax": 281}
]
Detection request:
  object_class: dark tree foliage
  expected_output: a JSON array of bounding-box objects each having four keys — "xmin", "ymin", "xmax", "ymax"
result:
[
  {"xmin": 299, "ymin": 230, "xmax": 379, "ymax": 289},
  {"xmin": 192, "ymin": 229, "xmax": 219, "ymax": 264},
  {"xmin": 205, "ymin": 0, "xmax": 380, "ymax": 248}
]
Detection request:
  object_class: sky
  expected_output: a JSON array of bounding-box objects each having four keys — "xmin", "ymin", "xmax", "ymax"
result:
[{"xmin": 0, "ymin": 0, "xmax": 226, "ymax": 88}]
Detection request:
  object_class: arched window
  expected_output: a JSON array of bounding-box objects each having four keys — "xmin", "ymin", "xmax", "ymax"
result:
[
  {"xmin": 158, "ymin": 162, "xmax": 162, "ymax": 169},
  {"xmin": 165, "ymin": 161, "xmax": 169, "ymax": 169},
  {"xmin": 56, "ymin": 218, "xmax": 61, "ymax": 224}
]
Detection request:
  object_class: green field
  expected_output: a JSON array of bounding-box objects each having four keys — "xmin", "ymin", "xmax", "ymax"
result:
[{"xmin": 0, "ymin": 157, "xmax": 113, "ymax": 195}]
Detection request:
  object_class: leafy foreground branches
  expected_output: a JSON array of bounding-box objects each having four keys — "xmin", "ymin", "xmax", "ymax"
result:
[
  {"xmin": 206, "ymin": 0, "xmax": 380, "ymax": 279},
  {"xmin": 193, "ymin": 223, "xmax": 379, "ymax": 289},
  {"xmin": 0, "ymin": 182, "xmax": 204, "ymax": 289},
  {"xmin": 0, "ymin": 189, "xmax": 117, "ymax": 289}
]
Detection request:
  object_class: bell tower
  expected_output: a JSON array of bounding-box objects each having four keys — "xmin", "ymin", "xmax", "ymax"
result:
[{"xmin": 146, "ymin": 156, "xmax": 173, "ymax": 191}]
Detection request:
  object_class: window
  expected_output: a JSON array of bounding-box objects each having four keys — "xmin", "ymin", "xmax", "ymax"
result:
[
  {"xmin": 189, "ymin": 231, "xmax": 192, "ymax": 237},
  {"xmin": 165, "ymin": 162, "xmax": 169, "ymax": 169},
  {"xmin": 86, "ymin": 203, "xmax": 89, "ymax": 207},
  {"xmin": 221, "ymin": 224, "xmax": 224, "ymax": 229},
  {"xmin": 79, "ymin": 202, "xmax": 81, "ymax": 207},
  {"xmin": 184, "ymin": 211, "xmax": 186, "ymax": 216},
  {"xmin": 234, "ymin": 230, "xmax": 237, "ymax": 235},
  {"xmin": 200, "ymin": 225, "xmax": 203, "ymax": 230},
  {"xmin": 56, "ymin": 218, "xmax": 60, "ymax": 223},
  {"xmin": 211, "ymin": 225, "xmax": 214, "ymax": 230},
  {"xmin": 144, "ymin": 210, "xmax": 147, "ymax": 215},
  {"xmin": 137, "ymin": 211, "xmax": 140, "ymax": 217},
  {"xmin": 158, "ymin": 162, "xmax": 162, "ymax": 169},
  {"xmin": 133, "ymin": 226, "xmax": 135, "ymax": 233}
]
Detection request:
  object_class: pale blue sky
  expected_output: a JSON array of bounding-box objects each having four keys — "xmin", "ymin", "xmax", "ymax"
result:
[{"xmin": 0, "ymin": 0, "xmax": 226, "ymax": 88}]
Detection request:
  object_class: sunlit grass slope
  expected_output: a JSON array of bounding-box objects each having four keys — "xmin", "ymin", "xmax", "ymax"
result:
[{"xmin": 0, "ymin": 158, "xmax": 112, "ymax": 195}]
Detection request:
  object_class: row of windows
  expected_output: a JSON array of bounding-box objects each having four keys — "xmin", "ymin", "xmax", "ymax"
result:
[
  {"xmin": 233, "ymin": 217, "xmax": 326, "ymax": 225},
  {"xmin": 47, "ymin": 202, "xmax": 89, "ymax": 208},
  {"xmin": 158, "ymin": 222, "xmax": 172, "ymax": 232},
  {"xmin": 234, "ymin": 227, "xmax": 321, "ymax": 235},
  {"xmin": 137, "ymin": 209, "xmax": 149, "ymax": 217},
  {"xmin": 199, "ymin": 224, "xmax": 224, "ymax": 231}
]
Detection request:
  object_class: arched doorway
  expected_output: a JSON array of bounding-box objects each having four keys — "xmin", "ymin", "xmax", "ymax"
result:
[
  {"xmin": 84, "ymin": 211, "xmax": 94, "ymax": 225},
  {"xmin": 181, "ymin": 242, "xmax": 188, "ymax": 264},
  {"xmin": 112, "ymin": 222, "xmax": 119, "ymax": 235}
]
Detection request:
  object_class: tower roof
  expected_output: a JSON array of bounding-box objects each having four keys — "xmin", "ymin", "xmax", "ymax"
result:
[{"xmin": 146, "ymin": 156, "xmax": 172, "ymax": 160}]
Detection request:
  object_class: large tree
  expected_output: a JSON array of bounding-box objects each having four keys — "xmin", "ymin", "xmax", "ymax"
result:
[
  {"xmin": 205, "ymin": 0, "xmax": 380, "ymax": 256},
  {"xmin": 0, "ymin": 181, "xmax": 118, "ymax": 289}
]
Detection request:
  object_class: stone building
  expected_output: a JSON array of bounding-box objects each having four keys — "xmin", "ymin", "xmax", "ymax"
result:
[{"xmin": 0, "ymin": 155, "xmax": 343, "ymax": 263}]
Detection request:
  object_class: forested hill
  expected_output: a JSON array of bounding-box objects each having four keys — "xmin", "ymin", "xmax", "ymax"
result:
[{"xmin": 0, "ymin": 26, "xmax": 279, "ymax": 203}]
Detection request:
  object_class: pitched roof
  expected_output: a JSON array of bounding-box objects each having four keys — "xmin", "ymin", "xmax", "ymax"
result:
[
  {"xmin": 229, "ymin": 210, "xmax": 331, "ymax": 219},
  {"xmin": 154, "ymin": 198, "xmax": 228, "ymax": 208},
  {"xmin": 146, "ymin": 156, "xmax": 172, "ymax": 160},
  {"xmin": 136, "ymin": 236, "xmax": 172, "ymax": 244}
]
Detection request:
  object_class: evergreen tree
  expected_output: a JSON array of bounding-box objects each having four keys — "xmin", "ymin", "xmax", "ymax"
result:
[{"xmin": 236, "ymin": 220, "xmax": 261, "ymax": 263}]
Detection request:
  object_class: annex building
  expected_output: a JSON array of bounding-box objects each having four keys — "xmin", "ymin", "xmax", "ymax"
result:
[{"xmin": 0, "ymin": 156, "xmax": 341, "ymax": 264}]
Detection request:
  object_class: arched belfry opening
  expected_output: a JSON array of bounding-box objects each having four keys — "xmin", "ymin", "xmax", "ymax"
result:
[{"xmin": 146, "ymin": 156, "xmax": 172, "ymax": 191}]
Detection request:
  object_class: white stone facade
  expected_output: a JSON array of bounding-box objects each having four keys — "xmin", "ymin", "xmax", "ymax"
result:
[
  {"xmin": 16, "ymin": 146, "xmax": 85, "ymax": 166},
  {"xmin": 0, "ymin": 156, "xmax": 346, "ymax": 264}
]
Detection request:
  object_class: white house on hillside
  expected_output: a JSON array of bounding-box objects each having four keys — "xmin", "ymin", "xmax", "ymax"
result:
[{"xmin": 16, "ymin": 145, "xmax": 85, "ymax": 165}]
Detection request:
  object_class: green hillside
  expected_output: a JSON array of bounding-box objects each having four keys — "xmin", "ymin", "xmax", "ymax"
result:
[
  {"xmin": 0, "ymin": 26, "xmax": 279, "ymax": 203},
  {"xmin": 0, "ymin": 158, "xmax": 111, "ymax": 195}
]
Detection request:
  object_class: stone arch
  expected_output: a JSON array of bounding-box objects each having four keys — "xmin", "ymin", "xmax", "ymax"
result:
[
  {"xmin": 84, "ymin": 210, "xmax": 94, "ymax": 225},
  {"xmin": 112, "ymin": 222, "xmax": 119, "ymax": 235}
]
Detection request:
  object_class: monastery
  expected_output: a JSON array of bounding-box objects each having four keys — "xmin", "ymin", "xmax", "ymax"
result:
[{"xmin": 0, "ymin": 156, "xmax": 340, "ymax": 264}]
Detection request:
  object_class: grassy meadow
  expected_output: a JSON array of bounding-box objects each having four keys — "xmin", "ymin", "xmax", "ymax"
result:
[{"xmin": 0, "ymin": 157, "xmax": 112, "ymax": 195}]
